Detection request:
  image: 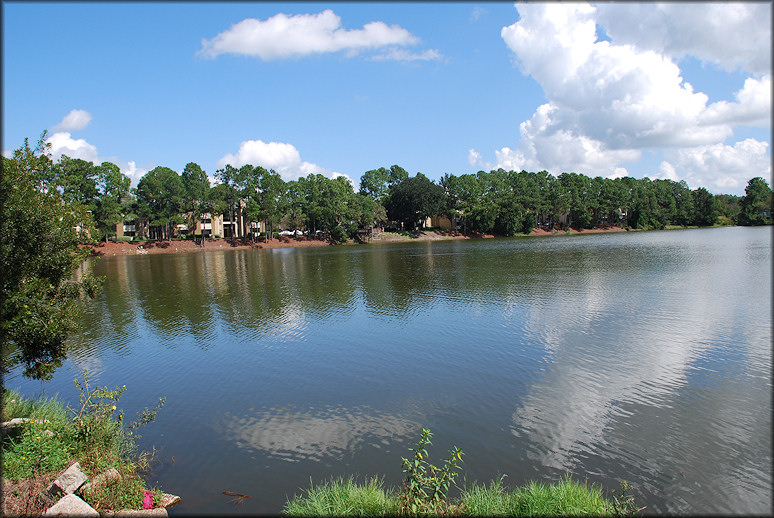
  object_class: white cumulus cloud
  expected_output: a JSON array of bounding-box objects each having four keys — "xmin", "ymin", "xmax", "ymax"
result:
[
  {"xmin": 123, "ymin": 160, "xmax": 150, "ymax": 188},
  {"xmin": 701, "ymin": 76, "xmax": 772, "ymax": 128},
  {"xmin": 493, "ymin": 2, "xmax": 771, "ymax": 191},
  {"xmin": 660, "ymin": 139, "xmax": 771, "ymax": 194},
  {"xmin": 217, "ymin": 139, "xmax": 346, "ymax": 183},
  {"xmin": 51, "ymin": 109, "xmax": 93, "ymax": 132},
  {"xmin": 594, "ymin": 2, "xmax": 772, "ymax": 75},
  {"xmin": 199, "ymin": 10, "xmax": 425, "ymax": 61},
  {"xmin": 46, "ymin": 132, "xmax": 99, "ymax": 162}
]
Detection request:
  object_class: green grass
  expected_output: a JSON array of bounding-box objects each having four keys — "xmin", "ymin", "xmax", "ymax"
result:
[
  {"xmin": 283, "ymin": 474, "xmax": 622, "ymax": 516},
  {"xmin": 2, "ymin": 385, "xmax": 164, "ymax": 513},
  {"xmin": 2, "ymin": 390, "xmax": 73, "ymax": 481},
  {"xmin": 284, "ymin": 476, "xmax": 398, "ymax": 516}
]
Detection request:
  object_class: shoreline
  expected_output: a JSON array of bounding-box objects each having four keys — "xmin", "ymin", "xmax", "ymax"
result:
[{"xmin": 83, "ymin": 226, "xmax": 629, "ymax": 257}]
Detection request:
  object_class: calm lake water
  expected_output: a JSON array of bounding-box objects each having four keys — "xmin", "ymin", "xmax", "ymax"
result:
[{"xmin": 6, "ymin": 226, "xmax": 772, "ymax": 515}]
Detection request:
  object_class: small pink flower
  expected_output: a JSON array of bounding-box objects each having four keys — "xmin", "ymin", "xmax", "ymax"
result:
[{"xmin": 142, "ymin": 490, "xmax": 154, "ymax": 509}]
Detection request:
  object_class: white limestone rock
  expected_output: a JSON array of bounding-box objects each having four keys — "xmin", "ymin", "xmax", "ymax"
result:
[
  {"xmin": 43, "ymin": 493, "xmax": 99, "ymax": 517},
  {"xmin": 45, "ymin": 462, "xmax": 88, "ymax": 500}
]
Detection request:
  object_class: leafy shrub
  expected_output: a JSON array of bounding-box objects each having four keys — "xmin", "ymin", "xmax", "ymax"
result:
[
  {"xmin": 330, "ymin": 225, "xmax": 348, "ymax": 244},
  {"xmin": 398, "ymin": 428, "xmax": 463, "ymax": 515}
]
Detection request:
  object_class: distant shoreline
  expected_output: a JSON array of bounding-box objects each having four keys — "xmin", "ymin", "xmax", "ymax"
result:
[{"xmin": 82, "ymin": 226, "xmax": 631, "ymax": 257}]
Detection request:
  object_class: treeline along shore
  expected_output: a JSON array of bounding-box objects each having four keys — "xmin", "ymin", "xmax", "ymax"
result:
[{"xmin": 4, "ymin": 132, "xmax": 772, "ymax": 252}]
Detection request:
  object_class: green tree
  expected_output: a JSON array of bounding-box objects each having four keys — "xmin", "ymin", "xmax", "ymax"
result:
[
  {"xmin": 691, "ymin": 187, "xmax": 717, "ymax": 226},
  {"xmin": 94, "ymin": 161, "xmax": 131, "ymax": 242},
  {"xmin": 1, "ymin": 136, "xmax": 103, "ymax": 380},
  {"xmin": 558, "ymin": 172, "xmax": 595, "ymax": 229},
  {"xmin": 206, "ymin": 183, "xmax": 229, "ymax": 236},
  {"xmin": 181, "ymin": 162, "xmax": 210, "ymax": 244},
  {"xmin": 359, "ymin": 167, "xmax": 391, "ymax": 202},
  {"xmin": 135, "ymin": 166, "xmax": 184, "ymax": 240},
  {"xmin": 245, "ymin": 166, "xmax": 287, "ymax": 241},
  {"xmin": 714, "ymin": 193, "xmax": 741, "ymax": 225},
  {"xmin": 388, "ymin": 165, "xmax": 409, "ymax": 187},
  {"xmin": 214, "ymin": 164, "xmax": 246, "ymax": 241},
  {"xmin": 671, "ymin": 180, "xmax": 695, "ymax": 226},
  {"xmin": 55, "ymin": 155, "xmax": 99, "ymax": 212},
  {"xmin": 385, "ymin": 173, "xmax": 444, "ymax": 231},
  {"xmin": 349, "ymin": 192, "xmax": 387, "ymax": 230},
  {"xmin": 739, "ymin": 177, "xmax": 773, "ymax": 225}
]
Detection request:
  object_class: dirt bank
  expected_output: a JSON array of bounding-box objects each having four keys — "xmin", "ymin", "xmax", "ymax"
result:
[
  {"xmin": 84, "ymin": 237, "xmax": 331, "ymax": 257},
  {"xmin": 529, "ymin": 225, "xmax": 627, "ymax": 236},
  {"xmin": 83, "ymin": 226, "xmax": 627, "ymax": 257}
]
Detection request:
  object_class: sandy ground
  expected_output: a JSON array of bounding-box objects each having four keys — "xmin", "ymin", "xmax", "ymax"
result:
[{"xmin": 83, "ymin": 227, "xmax": 627, "ymax": 257}]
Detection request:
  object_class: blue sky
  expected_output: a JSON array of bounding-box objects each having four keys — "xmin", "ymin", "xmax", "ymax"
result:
[{"xmin": 3, "ymin": 2, "xmax": 771, "ymax": 196}]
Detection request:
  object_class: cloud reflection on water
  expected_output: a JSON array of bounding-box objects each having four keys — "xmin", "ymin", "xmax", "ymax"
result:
[
  {"xmin": 223, "ymin": 406, "xmax": 418, "ymax": 463},
  {"xmin": 509, "ymin": 231, "xmax": 771, "ymax": 513}
]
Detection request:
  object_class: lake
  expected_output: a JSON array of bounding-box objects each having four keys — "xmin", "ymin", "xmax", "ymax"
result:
[{"xmin": 5, "ymin": 226, "xmax": 772, "ymax": 515}]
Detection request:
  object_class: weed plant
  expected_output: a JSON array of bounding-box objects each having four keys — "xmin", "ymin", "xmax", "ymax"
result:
[{"xmin": 1, "ymin": 371, "xmax": 165, "ymax": 514}]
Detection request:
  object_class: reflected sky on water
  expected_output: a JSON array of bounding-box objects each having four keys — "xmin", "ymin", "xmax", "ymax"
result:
[{"xmin": 6, "ymin": 226, "xmax": 771, "ymax": 515}]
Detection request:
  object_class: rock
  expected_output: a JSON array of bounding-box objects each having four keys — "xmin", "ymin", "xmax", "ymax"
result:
[
  {"xmin": 43, "ymin": 493, "xmax": 99, "ymax": 517},
  {"xmin": 159, "ymin": 493, "xmax": 180, "ymax": 508},
  {"xmin": 114, "ymin": 508, "xmax": 168, "ymax": 517},
  {"xmin": 80, "ymin": 468, "xmax": 121, "ymax": 494},
  {"xmin": 1, "ymin": 417, "xmax": 50, "ymax": 429},
  {"xmin": 44, "ymin": 462, "xmax": 88, "ymax": 500}
]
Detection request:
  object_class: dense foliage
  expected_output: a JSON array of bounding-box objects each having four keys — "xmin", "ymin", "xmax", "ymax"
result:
[
  {"xmin": 1, "ymin": 134, "xmax": 103, "ymax": 380},
  {"xmin": 119, "ymin": 164, "xmax": 773, "ymax": 238},
  {"xmin": 5, "ymin": 130, "xmax": 770, "ymax": 248}
]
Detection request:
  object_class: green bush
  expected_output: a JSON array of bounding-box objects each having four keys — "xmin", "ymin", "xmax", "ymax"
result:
[
  {"xmin": 398, "ymin": 428, "xmax": 463, "ymax": 514},
  {"xmin": 715, "ymin": 215, "xmax": 735, "ymax": 226},
  {"xmin": 330, "ymin": 225, "xmax": 347, "ymax": 244}
]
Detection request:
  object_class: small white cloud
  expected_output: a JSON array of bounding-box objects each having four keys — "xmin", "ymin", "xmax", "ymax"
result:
[
  {"xmin": 46, "ymin": 132, "xmax": 99, "ymax": 162},
  {"xmin": 122, "ymin": 160, "xmax": 149, "ymax": 188},
  {"xmin": 199, "ymin": 10, "xmax": 420, "ymax": 60},
  {"xmin": 471, "ymin": 6, "xmax": 487, "ymax": 22},
  {"xmin": 607, "ymin": 167, "xmax": 629, "ymax": 180},
  {"xmin": 654, "ymin": 161, "xmax": 681, "ymax": 182},
  {"xmin": 217, "ymin": 139, "xmax": 337, "ymax": 183},
  {"xmin": 51, "ymin": 109, "xmax": 93, "ymax": 132},
  {"xmin": 467, "ymin": 148, "xmax": 482, "ymax": 167},
  {"xmin": 371, "ymin": 47, "xmax": 442, "ymax": 62}
]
